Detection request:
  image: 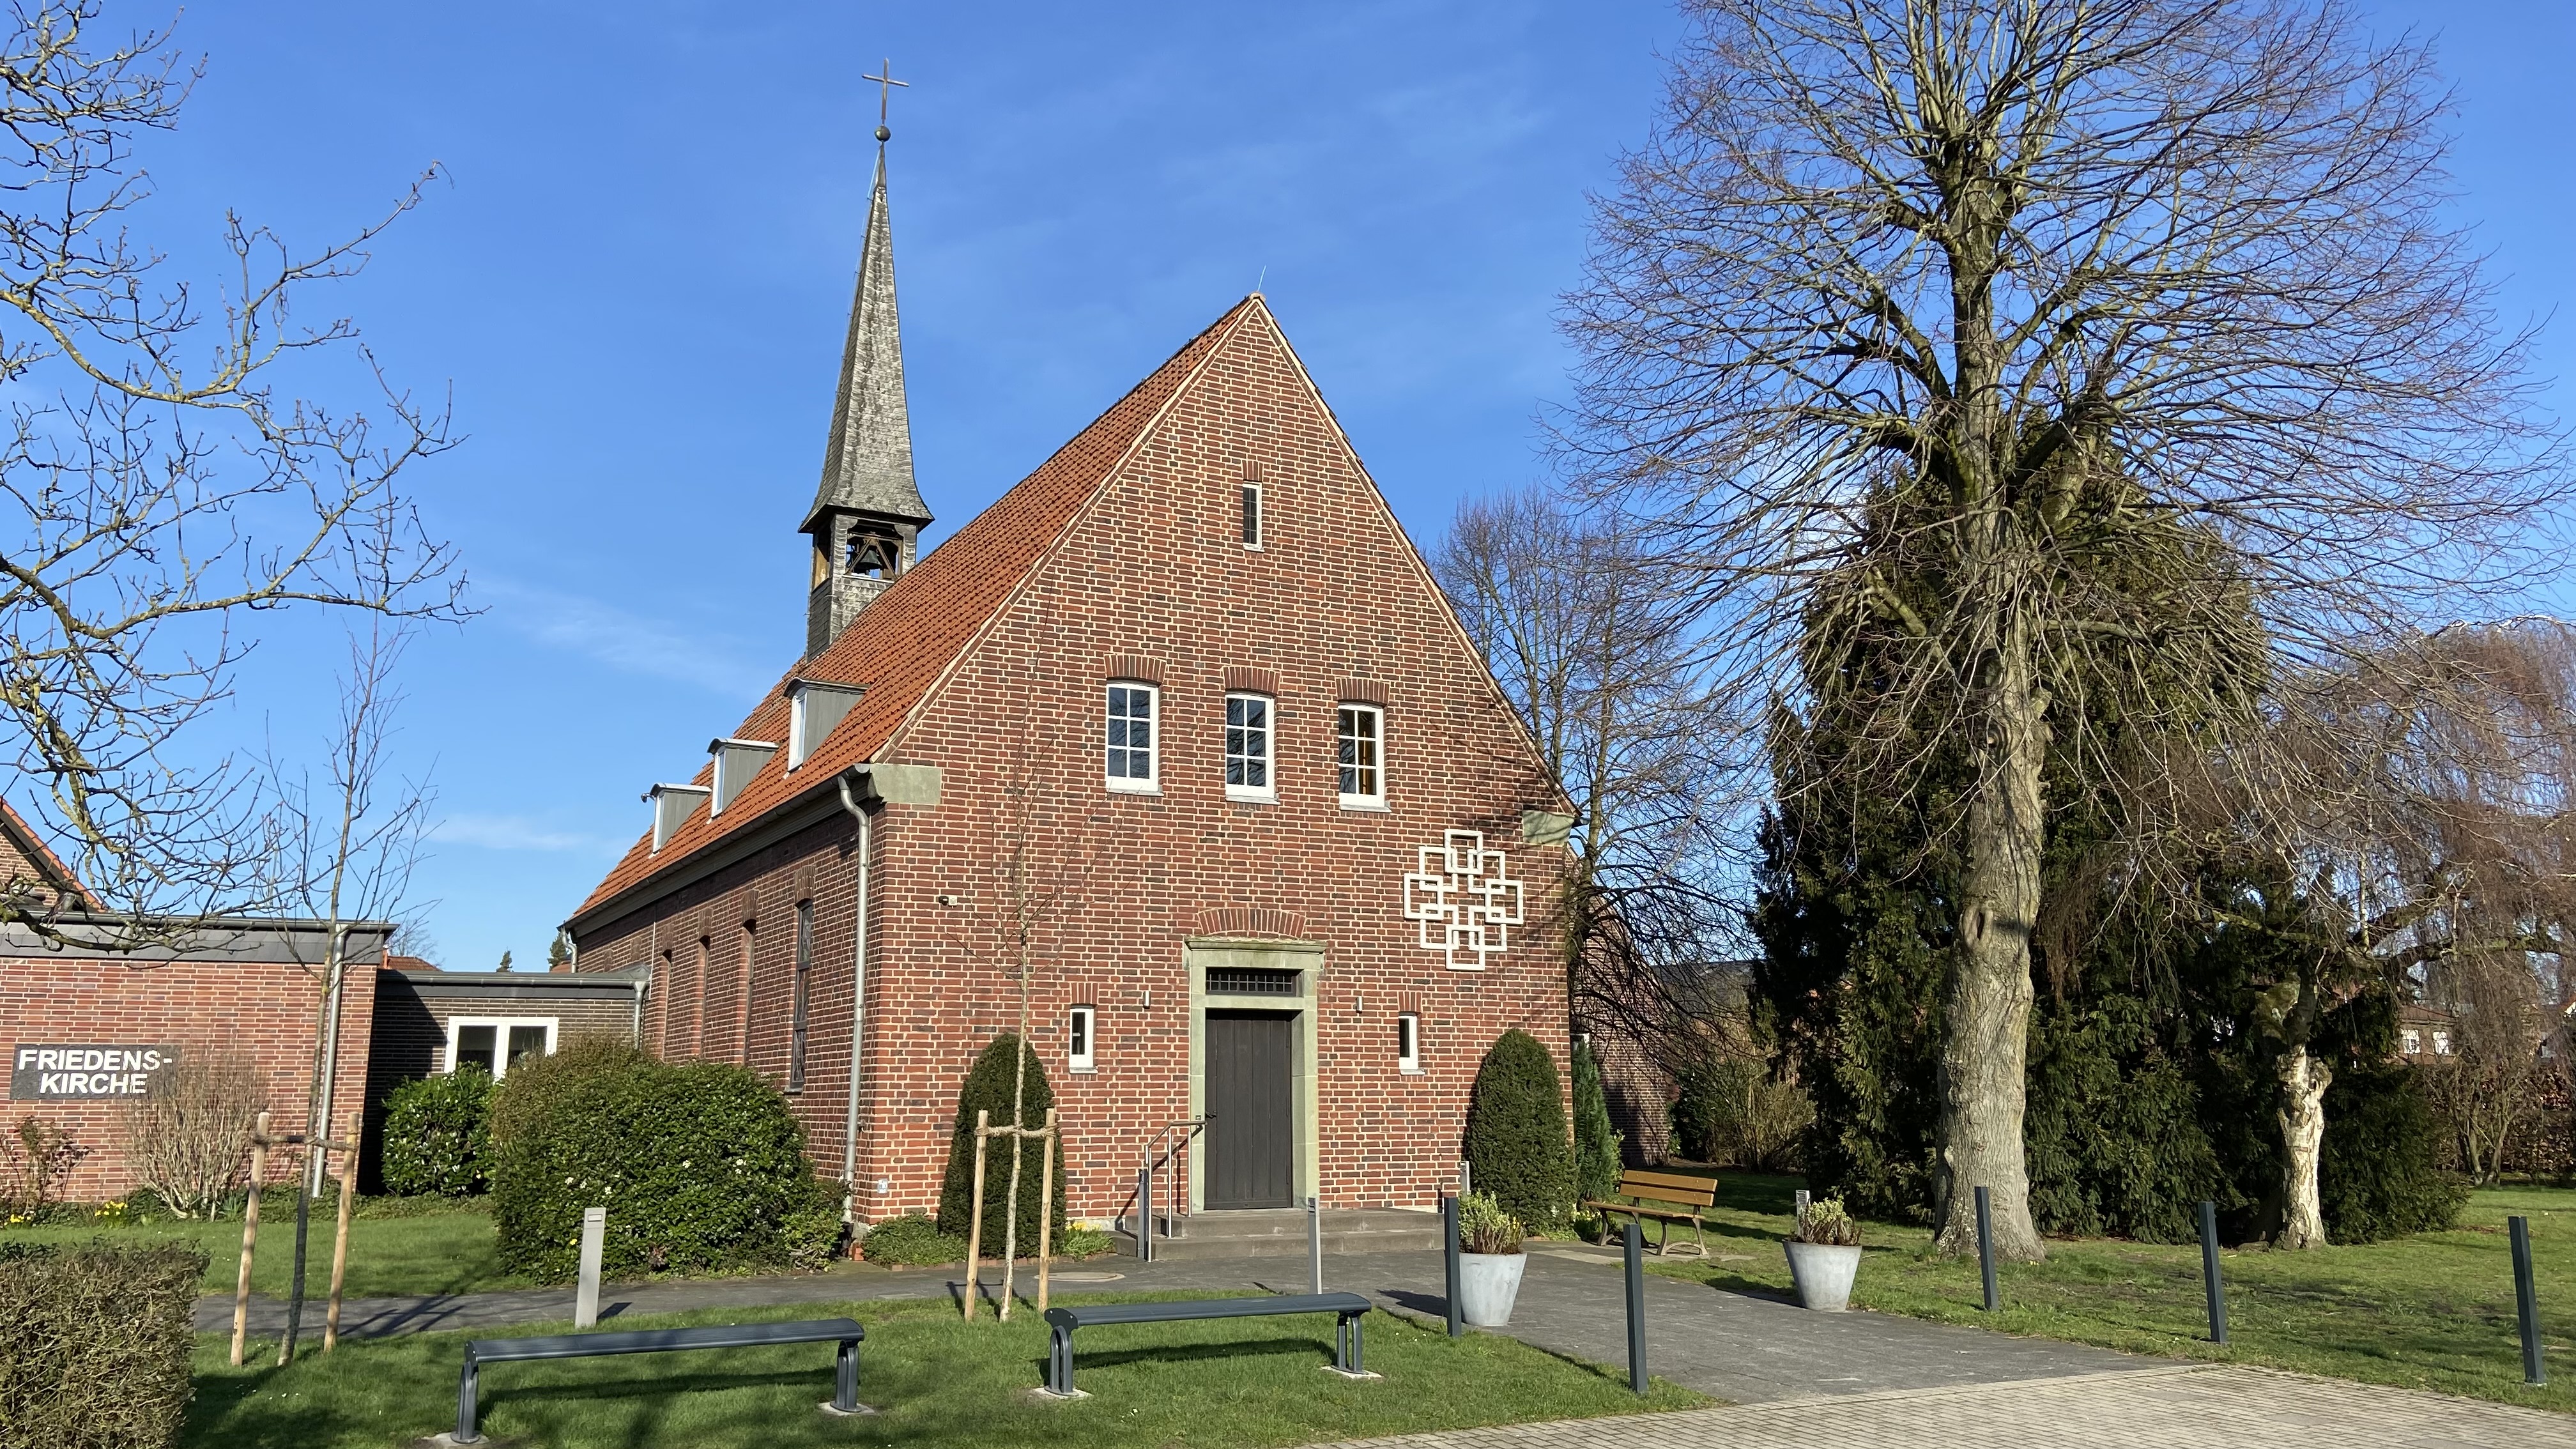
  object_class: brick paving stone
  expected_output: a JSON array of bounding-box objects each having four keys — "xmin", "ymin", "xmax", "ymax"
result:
[{"xmin": 1308, "ymin": 1366, "xmax": 2576, "ymax": 1449}]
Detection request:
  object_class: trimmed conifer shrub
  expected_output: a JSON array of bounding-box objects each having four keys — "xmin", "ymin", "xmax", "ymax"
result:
[
  {"xmin": 937, "ymin": 1034, "xmax": 1066, "ymax": 1251},
  {"xmin": 2322, "ymin": 1055, "xmax": 2467, "ymax": 1242},
  {"xmin": 379, "ymin": 1066, "xmax": 494, "ymax": 1196},
  {"xmin": 1464, "ymin": 1029, "xmax": 1574, "ymax": 1232},
  {"xmin": 1571, "ymin": 1040, "xmax": 1623, "ymax": 1204},
  {"xmin": 0, "ymin": 1239, "xmax": 204, "ymax": 1449},
  {"xmin": 489, "ymin": 1046, "xmax": 831, "ymax": 1281}
]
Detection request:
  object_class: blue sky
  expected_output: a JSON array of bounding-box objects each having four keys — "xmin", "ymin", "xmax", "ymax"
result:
[{"xmin": 121, "ymin": 1, "xmax": 2572, "ymax": 968}]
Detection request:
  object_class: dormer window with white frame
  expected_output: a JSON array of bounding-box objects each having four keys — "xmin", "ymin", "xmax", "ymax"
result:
[
  {"xmin": 1068, "ymin": 1004, "xmax": 1096, "ymax": 1073},
  {"xmin": 709, "ymin": 737, "xmax": 779, "ymax": 816},
  {"xmin": 646, "ymin": 783, "xmax": 710, "ymax": 852},
  {"xmin": 1225, "ymin": 693, "xmax": 1273, "ymax": 801},
  {"xmin": 787, "ymin": 679, "xmax": 864, "ymax": 769},
  {"xmin": 1107, "ymin": 683, "xmax": 1158, "ymax": 792}
]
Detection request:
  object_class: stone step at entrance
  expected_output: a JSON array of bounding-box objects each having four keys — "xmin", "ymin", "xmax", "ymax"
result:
[{"xmin": 1109, "ymin": 1206, "xmax": 1443, "ymax": 1261}]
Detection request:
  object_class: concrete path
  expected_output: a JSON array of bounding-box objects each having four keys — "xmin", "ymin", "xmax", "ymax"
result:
[
  {"xmin": 1312, "ymin": 1365, "xmax": 2576, "ymax": 1448},
  {"xmin": 204, "ymin": 1244, "xmax": 2143, "ymax": 1406}
]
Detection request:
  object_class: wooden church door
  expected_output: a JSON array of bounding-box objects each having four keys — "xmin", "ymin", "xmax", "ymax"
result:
[{"xmin": 1204, "ymin": 1010, "xmax": 1295, "ymax": 1209}]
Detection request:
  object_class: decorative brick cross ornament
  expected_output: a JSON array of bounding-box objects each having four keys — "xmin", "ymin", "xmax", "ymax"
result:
[{"xmin": 1402, "ymin": 830, "xmax": 1524, "ymax": 969}]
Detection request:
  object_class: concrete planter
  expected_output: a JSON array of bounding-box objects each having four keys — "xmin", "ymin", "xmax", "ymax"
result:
[
  {"xmin": 1457, "ymin": 1251, "xmax": 1528, "ymax": 1326},
  {"xmin": 1783, "ymin": 1240, "xmax": 1864, "ymax": 1312}
]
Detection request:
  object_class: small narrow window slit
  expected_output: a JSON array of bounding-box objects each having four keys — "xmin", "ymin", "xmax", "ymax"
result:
[
  {"xmin": 1068, "ymin": 1004, "xmax": 1096, "ymax": 1073},
  {"xmin": 1396, "ymin": 1013, "xmax": 1422, "ymax": 1075},
  {"xmin": 1241, "ymin": 482, "xmax": 1263, "ymax": 549}
]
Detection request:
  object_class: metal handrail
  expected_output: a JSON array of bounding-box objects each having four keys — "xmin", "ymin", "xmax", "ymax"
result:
[{"xmin": 1132, "ymin": 1116, "xmax": 1210, "ymax": 1260}]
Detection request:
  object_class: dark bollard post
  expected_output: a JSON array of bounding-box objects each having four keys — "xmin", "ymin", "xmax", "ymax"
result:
[
  {"xmin": 1140, "ymin": 1166, "xmax": 1153, "ymax": 1264},
  {"xmin": 1974, "ymin": 1185, "xmax": 1999, "ymax": 1312},
  {"xmin": 1442, "ymin": 1193, "xmax": 1463, "ymax": 1338},
  {"xmin": 2514, "ymin": 1215, "xmax": 2545, "ymax": 1386},
  {"xmin": 1624, "ymin": 1219, "xmax": 1647, "ymax": 1395},
  {"xmin": 2198, "ymin": 1200, "xmax": 2228, "ymax": 1345}
]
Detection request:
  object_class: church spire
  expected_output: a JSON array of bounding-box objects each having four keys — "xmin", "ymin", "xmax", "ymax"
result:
[{"xmin": 804, "ymin": 65, "xmax": 931, "ymax": 659}]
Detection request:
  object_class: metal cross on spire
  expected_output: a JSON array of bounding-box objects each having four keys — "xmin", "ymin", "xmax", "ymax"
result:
[{"xmin": 862, "ymin": 60, "xmax": 907, "ymax": 141}]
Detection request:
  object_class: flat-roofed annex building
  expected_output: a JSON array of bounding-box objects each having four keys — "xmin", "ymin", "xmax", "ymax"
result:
[{"xmin": 562, "ymin": 130, "xmax": 1573, "ymax": 1230}]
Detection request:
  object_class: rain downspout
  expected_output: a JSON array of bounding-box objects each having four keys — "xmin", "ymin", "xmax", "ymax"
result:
[{"xmin": 836, "ymin": 767, "xmax": 875, "ymax": 1225}]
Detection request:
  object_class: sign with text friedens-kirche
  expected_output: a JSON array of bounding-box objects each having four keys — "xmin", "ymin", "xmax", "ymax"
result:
[{"xmin": 10, "ymin": 1045, "xmax": 181, "ymax": 1100}]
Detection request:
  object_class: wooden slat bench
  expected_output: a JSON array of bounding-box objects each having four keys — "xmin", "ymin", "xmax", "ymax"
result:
[
  {"xmin": 451, "ymin": 1317, "xmax": 866, "ymax": 1443},
  {"xmin": 1585, "ymin": 1169, "xmax": 1720, "ymax": 1258},
  {"xmin": 1039, "ymin": 1292, "xmax": 1374, "ymax": 1398}
]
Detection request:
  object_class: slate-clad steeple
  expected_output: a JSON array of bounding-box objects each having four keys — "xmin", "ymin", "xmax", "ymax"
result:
[{"xmin": 804, "ymin": 136, "xmax": 933, "ymax": 659}]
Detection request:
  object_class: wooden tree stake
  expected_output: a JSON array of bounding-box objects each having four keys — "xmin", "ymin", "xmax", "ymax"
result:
[
  {"xmin": 324, "ymin": 1115, "xmax": 358, "ymax": 1351},
  {"xmin": 1037, "ymin": 1108, "xmax": 1058, "ymax": 1313},
  {"xmin": 229, "ymin": 1110, "xmax": 271, "ymax": 1367}
]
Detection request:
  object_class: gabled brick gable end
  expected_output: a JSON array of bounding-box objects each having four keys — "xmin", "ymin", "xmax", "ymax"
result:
[{"xmin": 567, "ymin": 296, "xmax": 1572, "ymax": 1225}]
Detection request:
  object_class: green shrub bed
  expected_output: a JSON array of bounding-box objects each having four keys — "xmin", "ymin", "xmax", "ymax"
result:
[
  {"xmin": 379, "ymin": 1067, "xmax": 494, "ymax": 1196},
  {"xmin": 489, "ymin": 1040, "xmax": 838, "ymax": 1281},
  {"xmin": 0, "ymin": 1238, "xmax": 204, "ymax": 1449}
]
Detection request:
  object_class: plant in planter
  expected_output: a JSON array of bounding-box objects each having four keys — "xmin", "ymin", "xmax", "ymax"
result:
[
  {"xmin": 1782, "ymin": 1194, "xmax": 1864, "ymax": 1311},
  {"xmin": 1455, "ymin": 1192, "xmax": 1528, "ymax": 1326}
]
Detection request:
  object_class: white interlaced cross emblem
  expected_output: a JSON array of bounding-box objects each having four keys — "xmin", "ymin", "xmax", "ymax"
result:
[{"xmin": 1401, "ymin": 830, "xmax": 1524, "ymax": 969}]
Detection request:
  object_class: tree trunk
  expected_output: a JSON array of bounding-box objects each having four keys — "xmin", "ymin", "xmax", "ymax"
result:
[
  {"xmin": 1935, "ymin": 621, "xmax": 2047, "ymax": 1262},
  {"xmin": 2276, "ymin": 1046, "xmax": 2332, "ymax": 1248}
]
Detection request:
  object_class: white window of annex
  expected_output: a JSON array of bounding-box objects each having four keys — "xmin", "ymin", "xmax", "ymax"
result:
[
  {"xmin": 1337, "ymin": 703, "xmax": 1384, "ymax": 808},
  {"xmin": 1225, "ymin": 693, "xmax": 1273, "ymax": 800},
  {"xmin": 1068, "ymin": 1004, "xmax": 1097, "ymax": 1073},
  {"xmin": 1107, "ymin": 684, "xmax": 1160, "ymax": 792},
  {"xmin": 1396, "ymin": 1012, "xmax": 1422, "ymax": 1075},
  {"xmin": 2400, "ymin": 1028, "xmax": 2422, "ymax": 1055},
  {"xmin": 446, "ymin": 1016, "xmax": 557, "ymax": 1078}
]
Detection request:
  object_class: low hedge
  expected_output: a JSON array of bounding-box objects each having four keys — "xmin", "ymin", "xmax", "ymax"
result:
[
  {"xmin": 0, "ymin": 1238, "xmax": 205, "ymax": 1449},
  {"xmin": 489, "ymin": 1045, "xmax": 835, "ymax": 1281},
  {"xmin": 379, "ymin": 1066, "xmax": 494, "ymax": 1196}
]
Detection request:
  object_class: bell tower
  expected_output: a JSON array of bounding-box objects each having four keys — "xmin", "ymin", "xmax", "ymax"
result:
[{"xmin": 804, "ymin": 69, "xmax": 932, "ymax": 660}]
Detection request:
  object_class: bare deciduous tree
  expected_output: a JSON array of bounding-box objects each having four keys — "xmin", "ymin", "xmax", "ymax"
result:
[
  {"xmin": 1567, "ymin": 0, "xmax": 2563, "ymax": 1257},
  {"xmin": 1436, "ymin": 489, "xmax": 1750, "ymax": 1142},
  {"xmin": 0, "ymin": 2, "xmax": 459, "ymax": 940}
]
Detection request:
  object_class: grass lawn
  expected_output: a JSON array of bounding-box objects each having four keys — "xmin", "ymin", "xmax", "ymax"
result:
[
  {"xmin": 186, "ymin": 1294, "xmax": 1708, "ymax": 1449},
  {"xmin": 6, "ymin": 1202, "xmax": 518, "ymax": 1298},
  {"xmin": 1636, "ymin": 1168, "xmax": 2571, "ymax": 1413}
]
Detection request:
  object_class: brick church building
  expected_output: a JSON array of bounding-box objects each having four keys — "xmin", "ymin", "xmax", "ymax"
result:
[{"xmin": 562, "ymin": 131, "xmax": 1573, "ymax": 1231}]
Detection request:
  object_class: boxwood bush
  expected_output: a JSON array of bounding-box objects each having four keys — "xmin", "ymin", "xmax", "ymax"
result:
[
  {"xmin": 0, "ymin": 1238, "xmax": 204, "ymax": 1449},
  {"xmin": 379, "ymin": 1066, "xmax": 494, "ymax": 1196},
  {"xmin": 1465, "ymin": 1029, "xmax": 1574, "ymax": 1233},
  {"xmin": 489, "ymin": 1042, "xmax": 834, "ymax": 1281},
  {"xmin": 936, "ymin": 1034, "xmax": 1066, "ymax": 1250}
]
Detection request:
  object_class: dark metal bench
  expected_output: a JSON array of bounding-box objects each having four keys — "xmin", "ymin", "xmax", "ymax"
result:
[
  {"xmin": 452, "ymin": 1317, "xmax": 865, "ymax": 1443},
  {"xmin": 1040, "ymin": 1292, "xmax": 1374, "ymax": 1398}
]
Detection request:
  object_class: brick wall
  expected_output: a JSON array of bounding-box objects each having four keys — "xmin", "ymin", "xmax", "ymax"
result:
[
  {"xmin": 574, "ymin": 303, "xmax": 1573, "ymax": 1223},
  {"xmin": 0, "ymin": 941, "xmax": 379, "ymax": 1201}
]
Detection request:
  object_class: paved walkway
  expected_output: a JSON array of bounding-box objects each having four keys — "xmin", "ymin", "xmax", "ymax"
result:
[
  {"xmin": 206, "ymin": 1244, "xmax": 2138, "ymax": 1406},
  {"xmin": 1312, "ymin": 1365, "xmax": 2576, "ymax": 1448},
  {"xmin": 201, "ymin": 1246, "xmax": 2574, "ymax": 1445}
]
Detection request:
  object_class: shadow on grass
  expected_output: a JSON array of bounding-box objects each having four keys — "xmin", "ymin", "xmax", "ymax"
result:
[{"xmin": 1026, "ymin": 1333, "xmax": 1345, "ymax": 1379}]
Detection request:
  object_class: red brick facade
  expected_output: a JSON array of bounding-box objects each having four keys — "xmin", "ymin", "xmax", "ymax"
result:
[
  {"xmin": 569, "ymin": 298, "xmax": 1574, "ymax": 1223},
  {"xmin": 0, "ymin": 926, "xmax": 384, "ymax": 1200}
]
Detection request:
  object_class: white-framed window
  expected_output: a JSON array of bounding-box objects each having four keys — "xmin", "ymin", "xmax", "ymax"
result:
[
  {"xmin": 2400, "ymin": 1028, "xmax": 2421, "ymax": 1055},
  {"xmin": 447, "ymin": 1016, "xmax": 557, "ymax": 1078},
  {"xmin": 2432, "ymin": 1029, "xmax": 2452, "ymax": 1055},
  {"xmin": 1107, "ymin": 683, "xmax": 1159, "ymax": 792},
  {"xmin": 1068, "ymin": 1004, "xmax": 1096, "ymax": 1073},
  {"xmin": 1241, "ymin": 482, "xmax": 1263, "ymax": 549},
  {"xmin": 1397, "ymin": 1013, "xmax": 1422, "ymax": 1074},
  {"xmin": 1225, "ymin": 693, "xmax": 1273, "ymax": 799},
  {"xmin": 1337, "ymin": 704, "xmax": 1384, "ymax": 806}
]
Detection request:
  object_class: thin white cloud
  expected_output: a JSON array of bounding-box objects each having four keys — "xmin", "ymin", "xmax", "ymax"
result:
[
  {"xmin": 431, "ymin": 812, "xmax": 629, "ymax": 856},
  {"xmin": 477, "ymin": 578, "xmax": 775, "ymax": 697}
]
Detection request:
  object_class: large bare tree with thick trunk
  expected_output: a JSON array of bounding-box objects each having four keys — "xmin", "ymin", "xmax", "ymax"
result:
[{"xmin": 1567, "ymin": 0, "xmax": 2563, "ymax": 1259}]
